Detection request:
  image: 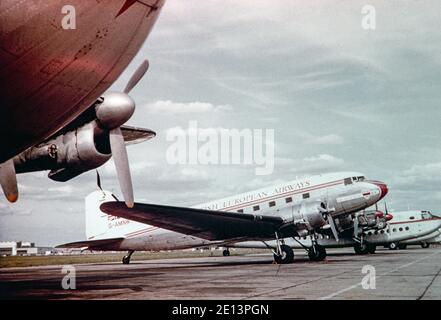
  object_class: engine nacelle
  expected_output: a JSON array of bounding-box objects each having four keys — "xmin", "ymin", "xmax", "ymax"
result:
[
  {"xmin": 14, "ymin": 121, "xmax": 112, "ymax": 181},
  {"xmin": 357, "ymin": 210, "xmax": 389, "ymax": 232},
  {"xmin": 292, "ymin": 201, "xmax": 327, "ymax": 236}
]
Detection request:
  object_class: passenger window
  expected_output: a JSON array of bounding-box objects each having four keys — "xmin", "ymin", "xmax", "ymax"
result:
[
  {"xmin": 302, "ymin": 193, "xmax": 310, "ymax": 199},
  {"xmin": 405, "ymin": 227, "xmax": 409, "ymax": 231},
  {"xmin": 285, "ymin": 197, "xmax": 293, "ymax": 203},
  {"xmin": 393, "ymin": 228, "xmax": 397, "ymax": 232},
  {"xmin": 399, "ymin": 227, "xmax": 403, "ymax": 232},
  {"xmin": 344, "ymin": 178, "xmax": 353, "ymax": 185},
  {"xmin": 253, "ymin": 205, "xmax": 260, "ymax": 211},
  {"xmin": 269, "ymin": 201, "xmax": 276, "ymax": 207},
  {"xmin": 409, "ymin": 216, "xmax": 415, "ymax": 220}
]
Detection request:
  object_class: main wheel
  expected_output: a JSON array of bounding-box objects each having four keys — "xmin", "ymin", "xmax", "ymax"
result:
[
  {"xmin": 273, "ymin": 244, "xmax": 294, "ymax": 264},
  {"xmin": 354, "ymin": 243, "xmax": 369, "ymax": 255},
  {"xmin": 421, "ymin": 242, "xmax": 430, "ymax": 249},
  {"xmin": 222, "ymin": 249, "xmax": 230, "ymax": 257},
  {"xmin": 388, "ymin": 242, "xmax": 398, "ymax": 250},
  {"xmin": 122, "ymin": 255, "xmax": 131, "ymax": 264},
  {"xmin": 308, "ymin": 245, "xmax": 327, "ymax": 261}
]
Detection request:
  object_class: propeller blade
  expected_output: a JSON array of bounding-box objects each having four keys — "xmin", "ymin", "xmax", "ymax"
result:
[
  {"xmin": 0, "ymin": 159, "xmax": 18, "ymax": 203},
  {"xmin": 385, "ymin": 202, "xmax": 389, "ymax": 214},
  {"xmin": 109, "ymin": 127, "xmax": 134, "ymax": 208},
  {"xmin": 375, "ymin": 203, "xmax": 378, "ymax": 211},
  {"xmin": 354, "ymin": 214, "xmax": 359, "ymax": 238},
  {"xmin": 96, "ymin": 170, "xmax": 103, "ymax": 191},
  {"xmin": 123, "ymin": 60, "xmax": 149, "ymax": 94},
  {"xmin": 327, "ymin": 215, "xmax": 339, "ymax": 242}
]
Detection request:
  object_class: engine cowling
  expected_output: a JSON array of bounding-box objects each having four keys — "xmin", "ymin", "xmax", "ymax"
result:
[
  {"xmin": 291, "ymin": 201, "xmax": 327, "ymax": 236},
  {"xmin": 14, "ymin": 121, "xmax": 112, "ymax": 181}
]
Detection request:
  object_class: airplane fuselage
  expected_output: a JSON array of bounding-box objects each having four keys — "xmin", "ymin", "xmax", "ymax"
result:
[{"xmin": 84, "ymin": 172, "xmax": 388, "ymax": 251}]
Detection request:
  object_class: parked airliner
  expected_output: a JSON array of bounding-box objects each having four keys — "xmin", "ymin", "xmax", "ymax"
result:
[
  {"xmin": 60, "ymin": 172, "xmax": 388, "ymax": 264},
  {"xmin": 233, "ymin": 210, "xmax": 441, "ymax": 256}
]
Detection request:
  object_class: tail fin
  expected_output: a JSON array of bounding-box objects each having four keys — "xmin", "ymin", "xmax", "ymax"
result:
[
  {"xmin": 85, "ymin": 190, "xmax": 118, "ymax": 240},
  {"xmin": 85, "ymin": 190, "xmax": 145, "ymax": 240}
]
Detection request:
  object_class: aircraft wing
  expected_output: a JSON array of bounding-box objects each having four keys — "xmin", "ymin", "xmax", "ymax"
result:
[
  {"xmin": 100, "ymin": 202, "xmax": 285, "ymax": 241},
  {"xmin": 121, "ymin": 125, "xmax": 156, "ymax": 145},
  {"xmin": 57, "ymin": 237, "xmax": 124, "ymax": 250}
]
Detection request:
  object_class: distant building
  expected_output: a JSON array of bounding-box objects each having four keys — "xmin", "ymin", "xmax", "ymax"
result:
[
  {"xmin": 0, "ymin": 241, "xmax": 38, "ymax": 256},
  {"xmin": 0, "ymin": 242, "xmax": 17, "ymax": 256}
]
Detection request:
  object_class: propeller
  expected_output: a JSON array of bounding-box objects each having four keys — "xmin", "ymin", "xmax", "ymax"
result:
[
  {"xmin": 94, "ymin": 60, "xmax": 149, "ymax": 208},
  {"xmin": 319, "ymin": 202, "xmax": 339, "ymax": 241},
  {"xmin": 0, "ymin": 159, "xmax": 18, "ymax": 203},
  {"xmin": 353, "ymin": 214, "xmax": 359, "ymax": 238}
]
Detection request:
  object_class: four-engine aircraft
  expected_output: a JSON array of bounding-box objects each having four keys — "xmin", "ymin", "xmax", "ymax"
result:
[
  {"xmin": 0, "ymin": 0, "xmax": 166, "ymax": 207},
  {"xmin": 59, "ymin": 172, "xmax": 389, "ymax": 264}
]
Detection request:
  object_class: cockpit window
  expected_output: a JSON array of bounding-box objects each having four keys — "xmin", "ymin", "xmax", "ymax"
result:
[
  {"xmin": 422, "ymin": 212, "xmax": 432, "ymax": 220},
  {"xmin": 357, "ymin": 176, "xmax": 365, "ymax": 181},
  {"xmin": 344, "ymin": 178, "xmax": 353, "ymax": 185}
]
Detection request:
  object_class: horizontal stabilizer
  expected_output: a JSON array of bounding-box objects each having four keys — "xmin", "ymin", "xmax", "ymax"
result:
[{"xmin": 56, "ymin": 237, "xmax": 124, "ymax": 250}]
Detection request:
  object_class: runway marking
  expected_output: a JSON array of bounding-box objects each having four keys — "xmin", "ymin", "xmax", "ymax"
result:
[
  {"xmin": 417, "ymin": 265, "xmax": 441, "ymax": 300},
  {"xmin": 320, "ymin": 250, "xmax": 441, "ymax": 300},
  {"xmin": 242, "ymin": 265, "xmax": 365, "ymax": 300}
]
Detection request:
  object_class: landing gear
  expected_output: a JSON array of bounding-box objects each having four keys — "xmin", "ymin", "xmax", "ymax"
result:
[
  {"xmin": 122, "ymin": 250, "xmax": 134, "ymax": 264},
  {"xmin": 388, "ymin": 242, "xmax": 398, "ymax": 250},
  {"xmin": 398, "ymin": 244, "xmax": 407, "ymax": 250},
  {"xmin": 273, "ymin": 244, "xmax": 294, "ymax": 264},
  {"xmin": 354, "ymin": 243, "xmax": 374, "ymax": 255},
  {"xmin": 222, "ymin": 249, "xmax": 230, "ymax": 257},
  {"xmin": 421, "ymin": 242, "xmax": 430, "ymax": 249},
  {"xmin": 308, "ymin": 244, "xmax": 327, "ymax": 261}
]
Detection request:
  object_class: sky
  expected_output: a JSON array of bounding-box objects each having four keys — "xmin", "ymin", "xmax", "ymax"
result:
[{"xmin": 1, "ymin": 0, "xmax": 441, "ymax": 246}]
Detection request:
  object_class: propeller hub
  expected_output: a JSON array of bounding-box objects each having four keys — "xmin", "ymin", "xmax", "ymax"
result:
[{"xmin": 96, "ymin": 92, "xmax": 135, "ymax": 130}]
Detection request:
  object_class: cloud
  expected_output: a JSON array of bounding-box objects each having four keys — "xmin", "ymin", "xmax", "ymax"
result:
[
  {"xmin": 144, "ymin": 100, "xmax": 233, "ymax": 114},
  {"xmin": 308, "ymin": 134, "xmax": 344, "ymax": 145},
  {"xmin": 391, "ymin": 162, "xmax": 441, "ymax": 192}
]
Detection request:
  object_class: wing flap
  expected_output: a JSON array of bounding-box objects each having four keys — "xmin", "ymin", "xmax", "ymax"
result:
[{"xmin": 100, "ymin": 202, "xmax": 284, "ymax": 241}]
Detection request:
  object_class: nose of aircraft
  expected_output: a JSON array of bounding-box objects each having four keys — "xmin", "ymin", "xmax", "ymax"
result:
[{"xmin": 369, "ymin": 180, "xmax": 389, "ymax": 200}]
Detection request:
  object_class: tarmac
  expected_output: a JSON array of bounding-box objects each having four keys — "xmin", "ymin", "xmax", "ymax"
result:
[{"xmin": 1, "ymin": 247, "xmax": 441, "ymax": 300}]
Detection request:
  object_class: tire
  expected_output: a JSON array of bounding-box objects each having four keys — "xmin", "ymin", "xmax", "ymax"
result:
[
  {"xmin": 273, "ymin": 244, "xmax": 294, "ymax": 264},
  {"xmin": 122, "ymin": 256, "xmax": 130, "ymax": 264},
  {"xmin": 389, "ymin": 242, "xmax": 398, "ymax": 250},
  {"xmin": 421, "ymin": 242, "xmax": 430, "ymax": 249},
  {"xmin": 222, "ymin": 249, "xmax": 230, "ymax": 257},
  {"xmin": 354, "ymin": 243, "xmax": 369, "ymax": 255},
  {"xmin": 368, "ymin": 245, "xmax": 376, "ymax": 254},
  {"xmin": 308, "ymin": 245, "xmax": 327, "ymax": 261}
]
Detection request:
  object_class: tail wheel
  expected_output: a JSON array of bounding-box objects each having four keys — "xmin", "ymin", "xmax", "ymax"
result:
[
  {"xmin": 421, "ymin": 242, "xmax": 430, "ymax": 249},
  {"xmin": 308, "ymin": 245, "xmax": 327, "ymax": 261},
  {"xmin": 222, "ymin": 249, "xmax": 230, "ymax": 257},
  {"xmin": 368, "ymin": 245, "xmax": 376, "ymax": 254},
  {"xmin": 122, "ymin": 256, "xmax": 131, "ymax": 264},
  {"xmin": 273, "ymin": 244, "xmax": 294, "ymax": 264}
]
